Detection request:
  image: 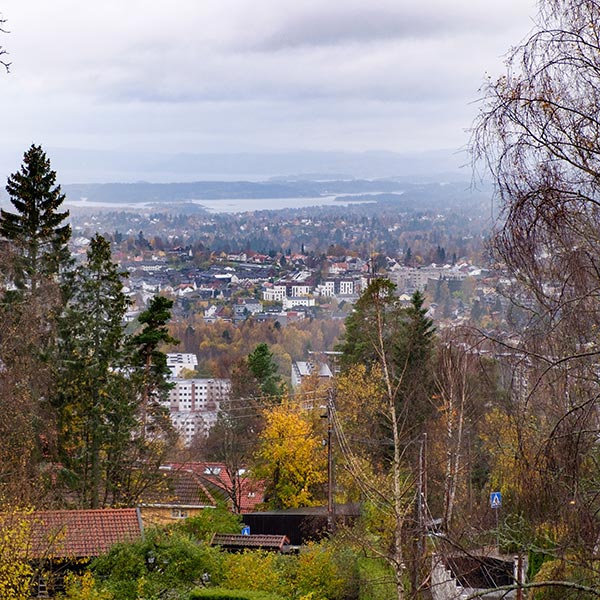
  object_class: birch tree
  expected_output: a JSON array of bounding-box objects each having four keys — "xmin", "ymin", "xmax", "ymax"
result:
[
  {"xmin": 472, "ymin": 0, "xmax": 600, "ymax": 587},
  {"xmin": 335, "ymin": 278, "xmax": 435, "ymax": 600}
]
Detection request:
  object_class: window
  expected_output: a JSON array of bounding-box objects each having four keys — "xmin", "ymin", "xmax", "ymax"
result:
[
  {"xmin": 172, "ymin": 508, "xmax": 188, "ymax": 519},
  {"xmin": 204, "ymin": 466, "xmax": 222, "ymax": 475}
]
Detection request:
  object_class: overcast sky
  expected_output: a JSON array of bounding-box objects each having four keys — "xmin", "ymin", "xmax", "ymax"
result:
[{"xmin": 0, "ymin": 1, "xmax": 537, "ymax": 181}]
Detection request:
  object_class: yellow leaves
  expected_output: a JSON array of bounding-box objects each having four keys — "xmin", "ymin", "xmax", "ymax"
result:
[
  {"xmin": 254, "ymin": 399, "xmax": 327, "ymax": 509},
  {"xmin": 336, "ymin": 364, "xmax": 385, "ymax": 419},
  {"xmin": 0, "ymin": 510, "xmax": 34, "ymax": 600},
  {"xmin": 335, "ymin": 363, "xmax": 386, "ymax": 464},
  {"xmin": 62, "ymin": 572, "xmax": 113, "ymax": 600},
  {"xmin": 479, "ymin": 407, "xmax": 542, "ymax": 501},
  {"xmin": 220, "ymin": 550, "xmax": 283, "ymax": 594}
]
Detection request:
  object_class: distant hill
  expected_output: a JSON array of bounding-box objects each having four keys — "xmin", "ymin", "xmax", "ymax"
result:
[
  {"xmin": 53, "ymin": 180, "xmax": 494, "ymax": 219},
  {"xmin": 59, "ymin": 180, "xmax": 490, "ymax": 208},
  {"xmin": 0, "ymin": 148, "xmax": 471, "ymax": 187}
]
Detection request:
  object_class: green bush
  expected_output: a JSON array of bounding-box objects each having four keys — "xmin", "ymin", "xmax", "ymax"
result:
[
  {"xmin": 189, "ymin": 589, "xmax": 285, "ymax": 600},
  {"xmin": 218, "ymin": 550, "xmax": 289, "ymax": 596},
  {"xmin": 292, "ymin": 541, "xmax": 358, "ymax": 600},
  {"xmin": 357, "ymin": 557, "xmax": 395, "ymax": 600},
  {"xmin": 213, "ymin": 540, "xmax": 358, "ymax": 600},
  {"xmin": 92, "ymin": 528, "xmax": 224, "ymax": 599},
  {"xmin": 174, "ymin": 505, "xmax": 243, "ymax": 542}
]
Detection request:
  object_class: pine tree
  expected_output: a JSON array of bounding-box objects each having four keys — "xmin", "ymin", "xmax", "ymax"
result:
[
  {"xmin": 393, "ymin": 289, "xmax": 436, "ymax": 433},
  {"xmin": 337, "ymin": 281, "xmax": 436, "ymax": 457},
  {"xmin": 128, "ymin": 295, "xmax": 178, "ymax": 443},
  {"xmin": 1, "ymin": 144, "xmax": 71, "ymax": 294},
  {"xmin": 54, "ymin": 234, "xmax": 130, "ymax": 507},
  {"xmin": 0, "ymin": 146, "xmax": 71, "ymax": 502},
  {"xmin": 247, "ymin": 342, "xmax": 284, "ymax": 400},
  {"xmin": 336, "ymin": 277, "xmax": 400, "ymax": 372}
]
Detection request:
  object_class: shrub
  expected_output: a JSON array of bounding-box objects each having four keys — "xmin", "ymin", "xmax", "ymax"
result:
[
  {"xmin": 293, "ymin": 541, "xmax": 358, "ymax": 600},
  {"xmin": 174, "ymin": 505, "xmax": 242, "ymax": 543},
  {"xmin": 218, "ymin": 550, "xmax": 288, "ymax": 596},
  {"xmin": 189, "ymin": 589, "xmax": 285, "ymax": 600},
  {"xmin": 532, "ymin": 558, "xmax": 596, "ymax": 600},
  {"xmin": 91, "ymin": 528, "xmax": 224, "ymax": 600},
  {"xmin": 59, "ymin": 572, "xmax": 113, "ymax": 600}
]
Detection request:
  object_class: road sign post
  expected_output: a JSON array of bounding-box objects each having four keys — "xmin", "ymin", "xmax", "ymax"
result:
[
  {"xmin": 490, "ymin": 492, "xmax": 502, "ymax": 509},
  {"xmin": 490, "ymin": 491, "xmax": 502, "ymax": 549}
]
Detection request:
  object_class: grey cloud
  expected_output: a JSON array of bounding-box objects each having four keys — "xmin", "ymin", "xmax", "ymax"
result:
[
  {"xmin": 240, "ymin": 4, "xmax": 518, "ymax": 52},
  {"xmin": 253, "ymin": 10, "xmax": 445, "ymax": 50}
]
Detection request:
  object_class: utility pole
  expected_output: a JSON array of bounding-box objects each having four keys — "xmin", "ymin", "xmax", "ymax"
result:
[
  {"xmin": 327, "ymin": 387, "xmax": 335, "ymax": 533},
  {"xmin": 417, "ymin": 433, "xmax": 425, "ymax": 557},
  {"xmin": 413, "ymin": 432, "xmax": 427, "ymax": 598}
]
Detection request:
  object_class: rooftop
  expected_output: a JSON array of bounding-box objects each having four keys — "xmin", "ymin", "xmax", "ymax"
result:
[{"xmin": 18, "ymin": 508, "xmax": 143, "ymax": 559}]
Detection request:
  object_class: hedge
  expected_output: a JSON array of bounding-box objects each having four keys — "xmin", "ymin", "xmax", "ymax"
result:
[{"xmin": 189, "ymin": 588, "xmax": 287, "ymax": 600}]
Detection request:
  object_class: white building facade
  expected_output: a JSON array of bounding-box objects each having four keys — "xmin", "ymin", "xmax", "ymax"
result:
[{"xmin": 162, "ymin": 376, "xmax": 231, "ymax": 446}]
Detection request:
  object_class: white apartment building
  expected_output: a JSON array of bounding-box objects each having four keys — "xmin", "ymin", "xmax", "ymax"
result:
[
  {"xmin": 283, "ymin": 296, "xmax": 316, "ymax": 310},
  {"xmin": 338, "ymin": 280, "xmax": 355, "ymax": 295},
  {"xmin": 316, "ymin": 279, "xmax": 358, "ymax": 298},
  {"xmin": 388, "ymin": 266, "xmax": 467, "ymax": 292},
  {"xmin": 262, "ymin": 284, "xmax": 287, "ymax": 302},
  {"xmin": 291, "ymin": 284, "xmax": 311, "ymax": 297},
  {"xmin": 166, "ymin": 352, "xmax": 199, "ymax": 378},
  {"xmin": 316, "ymin": 280, "xmax": 336, "ymax": 297},
  {"xmin": 163, "ymin": 377, "xmax": 231, "ymax": 446},
  {"xmin": 291, "ymin": 360, "xmax": 333, "ymax": 388}
]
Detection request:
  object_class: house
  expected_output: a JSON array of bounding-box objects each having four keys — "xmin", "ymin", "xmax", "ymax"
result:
[
  {"xmin": 233, "ymin": 299, "xmax": 263, "ymax": 321},
  {"xmin": 165, "ymin": 462, "xmax": 265, "ymax": 514},
  {"xmin": 139, "ymin": 466, "xmax": 220, "ymax": 526},
  {"xmin": 23, "ymin": 508, "xmax": 143, "ymax": 561},
  {"xmin": 242, "ymin": 504, "xmax": 360, "ymax": 546},
  {"xmin": 10, "ymin": 508, "xmax": 143, "ymax": 597}
]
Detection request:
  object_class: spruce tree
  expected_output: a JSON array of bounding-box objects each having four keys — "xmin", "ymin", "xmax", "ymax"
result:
[
  {"xmin": 1, "ymin": 144, "xmax": 71, "ymax": 294},
  {"xmin": 55, "ymin": 234, "xmax": 130, "ymax": 507},
  {"xmin": 128, "ymin": 295, "xmax": 178, "ymax": 445},
  {"xmin": 0, "ymin": 146, "xmax": 71, "ymax": 502},
  {"xmin": 247, "ymin": 342, "xmax": 284, "ymax": 399}
]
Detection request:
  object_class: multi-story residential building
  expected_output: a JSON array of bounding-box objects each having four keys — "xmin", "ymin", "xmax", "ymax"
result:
[
  {"xmin": 388, "ymin": 266, "xmax": 467, "ymax": 293},
  {"xmin": 283, "ymin": 296, "xmax": 316, "ymax": 310},
  {"xmin": 262, "ymin": 284, "xmax": 287, "ymax": 302},
  {"xmin": 166, "ymin": 353, "xmax": 199, "ymax": 378},
  {"xmin": 338, "ymin": 280, "xmax": 355, "ymax": 296},
  {"xmin": 163, "ymin": 377, "xmax": 231, "ymax": 446},
  {"xmin": 316, "ymin": 278, "xmax": 360, "ymax": 299},
  {"xmin": 317, "ymin": 280, "xmax": 336, "ymax": 297},
  {"xmin": 291, "ymin": 360, "xmax": 333, "ymax": 389},
  {"xmin": 291, "ymin": 284, "xmax": 311, "ymax": 297},
  {"xmin": 291, "ymin": 350, "xmax": 341, "ymax": 389}
]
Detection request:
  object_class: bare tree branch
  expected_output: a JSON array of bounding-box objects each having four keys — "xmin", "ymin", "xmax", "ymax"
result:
[{"xmin": 0, "ymin": 15, "xmax": 10, "ymax": 73}]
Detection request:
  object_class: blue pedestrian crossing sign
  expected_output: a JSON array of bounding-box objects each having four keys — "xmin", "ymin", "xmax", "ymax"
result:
[{"xmin": 490, "ymin": 492, "xmax": 502, "ymax": 509}]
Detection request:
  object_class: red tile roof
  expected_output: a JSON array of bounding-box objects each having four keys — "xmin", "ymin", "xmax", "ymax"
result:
[
  {"xmin": 140, "ymin": 467, "xmax": 217, "ymax": 508},
  {"xmin": 21, "ymin": 508, "xmax": 143, "ymax": 559},
  {"xmin": 165, "ymin": 462, "xmax": 265, "ymax": 513}
]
